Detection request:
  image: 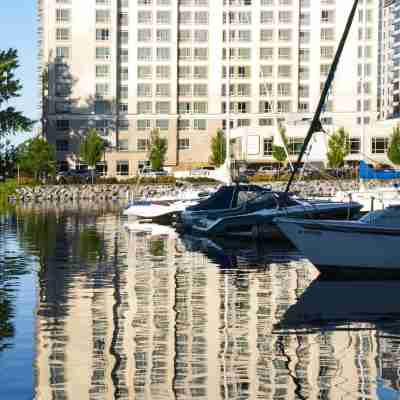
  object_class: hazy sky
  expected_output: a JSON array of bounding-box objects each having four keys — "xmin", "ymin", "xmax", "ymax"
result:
[{"xmin": 1, "ymin": 0, "xmax": 37, "ymax": 144}]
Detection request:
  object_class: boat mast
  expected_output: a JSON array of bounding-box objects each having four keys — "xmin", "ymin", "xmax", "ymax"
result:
[{"xmin": 285, "ymin": 0, "xmax": 360, "ymax": 193}]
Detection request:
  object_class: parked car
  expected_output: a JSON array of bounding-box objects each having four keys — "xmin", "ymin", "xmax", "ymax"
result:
[
  {"xmin": 190, "ymin": 166, "xmax": 216, "ymax": 177},
  {"xmin": 56, "ymin": 169, "xmax": 97, "ymax": 183},
  {"xmin": 140, "ymin": 168, "xmax": 168, "ymax": 177},
  {"xmin": 257, "ymin": 165, "xmax": 279, "ymax": 175}
]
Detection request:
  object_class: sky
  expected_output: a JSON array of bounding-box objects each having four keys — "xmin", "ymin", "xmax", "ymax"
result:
[{"xmin": 0, "ymin": 0, "xmax": 38, "ymax": 145}]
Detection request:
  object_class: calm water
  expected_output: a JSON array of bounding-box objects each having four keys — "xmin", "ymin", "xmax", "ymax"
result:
[{"xmin": 1, "ymin": 204, "xmax": 400, "ymax": 399}]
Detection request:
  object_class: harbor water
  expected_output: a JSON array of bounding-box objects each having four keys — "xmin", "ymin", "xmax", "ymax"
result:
[{"xmin": 1, "ymin": 203, "xmax": 400, "ymax": 399}]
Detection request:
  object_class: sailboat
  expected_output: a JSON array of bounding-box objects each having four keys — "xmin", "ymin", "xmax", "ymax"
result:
[
  {"xmin": 182, "ymin": 0, "xmax": 363, "ymax": 239},
  {"xmin": 274, "ymin": 0, "xmax": 400, "ymax": 275}
]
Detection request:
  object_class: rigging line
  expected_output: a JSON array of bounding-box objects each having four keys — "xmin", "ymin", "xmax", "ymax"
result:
[{"xmin": 285, "ymin": 0, "xmax": 360, "ymax": 193}]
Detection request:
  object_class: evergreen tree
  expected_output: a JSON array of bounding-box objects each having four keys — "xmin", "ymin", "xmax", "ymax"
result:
[
  {"xmin": 211, "ymin": 129, "xmax": 226, "ymax": 166},
  {"xmin": 388, "ymin": 125, "xmax": 400, "ymax": 166},
  {"xmin": 327, "ymin": 127, "xmax": 350, "ymax": 169},
  {"xmin": 0, "ymin": 49, "xmax": 33, "ymax": 137},
  {"xmin": 17, "ymin": 137, "xmax": 56, "ymax": 180},
  {"xmin": 149, "ymin": 129, "xmax": 167, "ymax": 171},
  {"xmin": 79, "ymin": 128, "xmax": 106, "ymax": 183}
]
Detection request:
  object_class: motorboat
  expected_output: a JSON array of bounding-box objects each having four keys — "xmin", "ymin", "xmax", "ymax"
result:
[
  {"xmin": 123, "ymin": 186, "xmax": 211, "ymax": 220},
  {"xmin": 275, "ymin": 205, "xmax": 400, "ymax": 275},
  {"xmin": 179, "ymin": 183, "xmax": 268, "ymax": 228},
  {"xmin": 334, "ymin": 185, "xmax": 400, "ymax": 212},
  {"xmin": 190, "ymin": 191, "xmax": 362, "ymax": 239}
]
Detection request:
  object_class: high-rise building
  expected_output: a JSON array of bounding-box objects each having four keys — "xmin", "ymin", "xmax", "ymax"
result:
[{"xmin": 39, "ymin": 0, "xmax": 391, "ymax": 177}]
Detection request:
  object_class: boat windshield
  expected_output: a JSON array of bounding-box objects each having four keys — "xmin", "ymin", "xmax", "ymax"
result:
[{"xmin": 248, "ymin": 192, "xmax": 278, "ymax": 209}]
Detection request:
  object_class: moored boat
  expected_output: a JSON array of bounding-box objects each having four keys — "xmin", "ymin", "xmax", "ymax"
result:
[
  {"xmin": 191, "ymin": 191, "xmax": 362, "ymax": 239},
  {"xmin": 275, "ymin": 205, "xmax": 400, "ymax": 274}
]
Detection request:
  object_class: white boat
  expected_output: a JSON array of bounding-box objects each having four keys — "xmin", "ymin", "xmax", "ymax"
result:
[
  {"xmin": 334, "ymin": 185, "xmax": 400, "ymax": 212},
  {"xmin": 123, "ymin": 187, "xmax": 211, "ymax": 220},
  {"xmin": 275, "ymin": 205, "xmax": 400, "ymax": 274}
]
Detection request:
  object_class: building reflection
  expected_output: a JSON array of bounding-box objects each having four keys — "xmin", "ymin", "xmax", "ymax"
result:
[{"xmin": 33, "ymin": 216, "xmax": 400, "ymax": 399}]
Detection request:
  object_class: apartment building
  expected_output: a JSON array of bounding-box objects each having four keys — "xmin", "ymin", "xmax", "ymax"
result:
[{"xmin": 38, "ymin": 0, "xmax": 388, "ymax": 177}]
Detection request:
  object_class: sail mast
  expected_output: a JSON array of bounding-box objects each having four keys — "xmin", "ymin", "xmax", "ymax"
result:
[{"xmin": 285, "ymin": 0, "xmax": 360, "ymax": 193}]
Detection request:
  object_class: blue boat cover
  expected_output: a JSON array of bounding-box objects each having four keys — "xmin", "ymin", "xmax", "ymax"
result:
[{"xmin": 359, "ymin": 161, "xmax": 400, "ymax": 180}]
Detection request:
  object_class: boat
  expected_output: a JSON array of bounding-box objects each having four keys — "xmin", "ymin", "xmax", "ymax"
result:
[
  {"xmin": 190, "ymin": 191, "xmax": 362, "ymax": 239},
  {"xmin": 275, "ymin": 205, "xmax": 400, "ymax": 275},
  {"xmin": 179, "ymin": 183, "xmax": 269, "ymax": 228},
  {"xmin": 123, "ymin": 186, "xmax": 211, "ymax": 221},
  {"xmin": 334, "ymin": 161, "xmax": 400, "ymax": 212}
]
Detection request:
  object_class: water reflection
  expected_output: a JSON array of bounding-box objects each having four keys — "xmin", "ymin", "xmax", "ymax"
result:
[
  {"xmin": 1, "ymin": 207, "xmax": 400, "ymax": 399},
  {"xmin": 0, "ymin": 213, "xmax": 31, "ymax": 353}
]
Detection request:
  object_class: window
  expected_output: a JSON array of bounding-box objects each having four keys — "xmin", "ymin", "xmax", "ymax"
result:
[
  {"xmin": 263, "ymin": 138, "xmax": 273, "ymax": 156},
  {"xmin": 349, "ymin": 137, "xmax": 361, "ymax": 154},
  {"xmin": 96, "ymin": 47, "xmax": 111, "ymax": 60},
  {"xmin": 56, "ymin": 140, "xmax": 69, "ymax": 151},
  {"xmin": 116, "ymin": 161, "xmax": 129, "ymax": 176},
  {"xmin": 178, "ymin": 138, "xmax": 190, "ymax": 150},
  {"xmin": 155, "ymin": 119, "xmax": 169, "ymax": 131},
  {"xmin": 96, "ymin": 65, "xmax": 110, "ymax": 78},
  {"xmin": 288, "ymin": 138, "xmax": 303, "ymax": 155},
  {"xmin": 137, "ymin": 120, "xmax": 151, "ymax": 130},
  {"xmin": 137, "ymin": 139, "xmax": 149, "ymax": 151},
  {"xmin": 55, "ymin": 101, "xmax": 71, "ymax": 113},
  {"xmin": 96, "ymin": 9, "xmax": 110, "ymax": 24},
  {"xmin": 193, "ymin": 119, "xmax": 206, "ymax": 130},
  {"xmin": 96, "ymin": 83, "xmax": 109, "ymax": 97},
  {"xmin": 56, "ymin": 120, "xmax": 70, "ymax": 131},
  {"xmin": 96, "ymin": 28, "xmax": 110, "ymax": 41},
  {"xmin": 56, "ymin": 47, "xmax": 70, "ymax": 59},
  {"xmin": 118, "ymin": 139, "xmax": 129, "ymax": 151},
  {"xmin": 137, "ymin": 101, "xmax": 152, "ymax": 114},
  {"xmin": 56, "ymin": 9, "xmax": 71, "ymax": 23},
  {"xmin": 56, "ymin": 28, "xmax": 70, "ymax": 41},
  {"xmin": 371, "ymin": 137, "xmax": 388, "ymax": 154}
]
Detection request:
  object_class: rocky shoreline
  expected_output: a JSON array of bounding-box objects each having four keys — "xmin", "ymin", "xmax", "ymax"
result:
[{"xmin": 11, "ymin": 179, "xmax": 399, "ymax": 203}]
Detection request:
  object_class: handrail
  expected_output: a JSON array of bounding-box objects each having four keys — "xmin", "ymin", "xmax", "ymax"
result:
[{"xmin": 285, "ymin": 0, "xmax": 360, "ymax": 194}]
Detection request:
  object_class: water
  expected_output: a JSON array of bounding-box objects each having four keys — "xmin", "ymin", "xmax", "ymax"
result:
[{"xmin": 1, "ymin": 204, "xmax": 400, "ymax": 399}]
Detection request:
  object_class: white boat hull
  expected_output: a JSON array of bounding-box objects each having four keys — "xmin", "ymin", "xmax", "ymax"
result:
[{"xmin": 276, "ymin": 218, "xmax": 400, "ymax": 272}]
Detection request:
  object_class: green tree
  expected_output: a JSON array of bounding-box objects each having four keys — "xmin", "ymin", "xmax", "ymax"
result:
[
  {"xmin": 327, "ymin": 127, "xmax": 350, "ymax": 169},
  {"xmin": 79, "ymin": 128, "xmax": 106, "ymax": 183},
  {"xmin": 17, "ymin": 137, "xmax": 56, "ymax": 180},
  {"xmin": 388, "ymin": 125, "xmax": 400, "ymax": 166},
  {"xmin": 0, "ymin": 49, "xmax": 33, "ymax": 137},
  {"xmin": 272, "ymin": 126, "xmax": 288, "ymax": 173},
  {"xmin": 211, "ymin": 129, "xmax": 226, "ymax": 167},
  {"xmin": 149, "ymin": 128, "xmax": 167, "ymax": 171}
]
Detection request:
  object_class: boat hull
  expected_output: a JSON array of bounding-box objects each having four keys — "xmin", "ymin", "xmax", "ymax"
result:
[{"xmin": 276, "ymin": 218, "xmax": 400, "ymax": 272}]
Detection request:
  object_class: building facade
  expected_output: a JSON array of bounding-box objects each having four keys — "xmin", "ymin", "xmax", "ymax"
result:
[{"xmin": 39, "ymin": 0, "xmax": 392, "ymax": 177}]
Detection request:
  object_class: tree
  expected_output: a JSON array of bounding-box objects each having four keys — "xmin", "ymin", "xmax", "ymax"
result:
[
  {"xmin": 272, "ymin": 126, "xmax": 288, "ymax": 173},
  {"xmin": 79, "ymin": 128, "xmax": 106, "ymax": 183},
  {"xmin": 149, "ymin": 128, "xmax": 167, "ymax": 171},
  {"xmin": 388, "ymin": 125, "xmax": 400, "ymax": 166},
  {"xmin": 0, "ymin": 49, "xmax": 33, "ymax": 137},
  {"xmin": 327, "ymin": 127, "xmax": 350, "ymax": 169},
  {"xmin": 17, "ymin": 137, "xmax": 56, "ymax": 180},
  {"xmin": 211, "ymin": 129, "xmax": 226, "ymax": 167}
]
